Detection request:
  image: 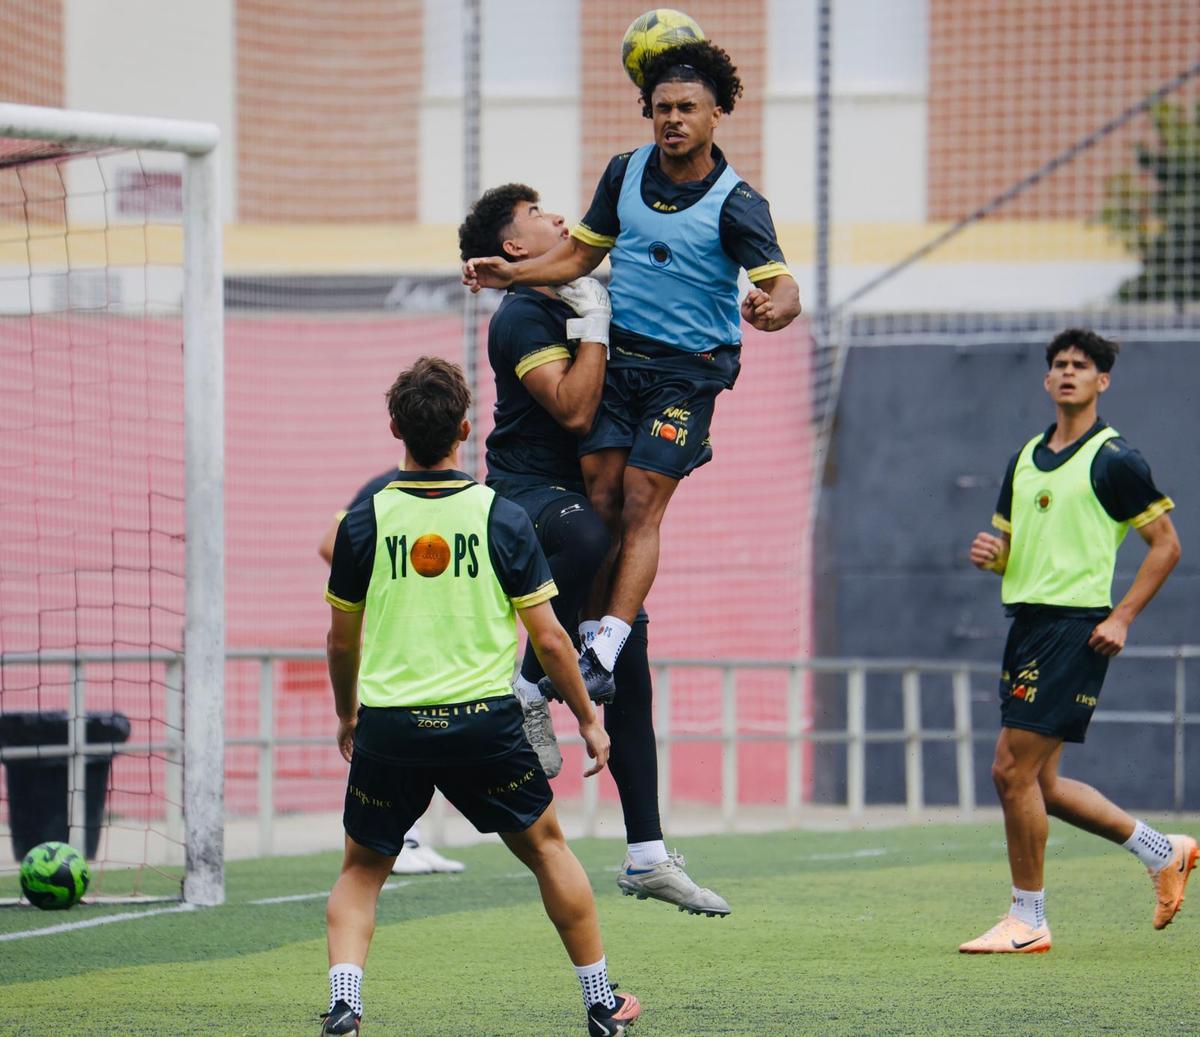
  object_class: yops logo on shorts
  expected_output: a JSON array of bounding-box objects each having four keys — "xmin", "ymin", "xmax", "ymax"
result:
[{"xmin": 648, "ymin": 241, "xmax": 673, "ymax": 267}]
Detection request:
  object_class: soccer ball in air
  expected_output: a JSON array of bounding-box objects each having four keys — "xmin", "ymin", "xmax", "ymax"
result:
[
  {"xmin": 621, "ymin": 9, "xmax": 706, "ymax": 89},
  {"xmin": 19, "ymin": 840, "xmax": 90, "ymax": 910}
]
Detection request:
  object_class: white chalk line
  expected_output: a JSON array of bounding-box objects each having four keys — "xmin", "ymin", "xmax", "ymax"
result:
[
  {"xmin": 0, "ymin": 902, "xmax": 197, "ymax": 941},
  {"xmin": 250, "ymin": 879, "xmax": 412, "ymax": 905}
]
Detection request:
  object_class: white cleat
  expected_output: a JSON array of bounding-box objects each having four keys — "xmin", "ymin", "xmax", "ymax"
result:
[
  {"xmin": 616, "ymin": 850, "xmax": 731, "ymax": 917},
  {"xmin": 391, "ymin": 842, "xmax": 434, "ymax": 875},
  {"xmin": 391, "ymin": 842, "xmax": 465, "ymax": 874}
]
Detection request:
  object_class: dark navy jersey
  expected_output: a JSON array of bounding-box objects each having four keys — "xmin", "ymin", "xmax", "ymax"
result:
[
  {"xmin": 994, "ymin": 420, "xmax": 1174, "ymax": 531},
  {"xmin": 340, "ymin": 468, "xmax": 401, "ymax": 517},
  {"xmin": 572, "ymin": 145, "xmax": 789, "ymax": 285},
  {"xmin": 327, "ymin": 469, "xmax": 553, "ymax": 609},
  {"xmin": 484, "ymin": 287, "xmax": 585, "ymax": 485}
]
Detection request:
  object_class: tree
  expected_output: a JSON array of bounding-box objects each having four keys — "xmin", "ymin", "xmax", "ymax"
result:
[{"xmin": 1099, "ymin": 101, "xmax": 1200, "ymax": 306}]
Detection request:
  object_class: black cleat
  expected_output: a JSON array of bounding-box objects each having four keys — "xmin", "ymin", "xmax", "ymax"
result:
[
  {"xmin": 538, "ymin": 647, "xmax": 616, "ymax": 705},
  {"xmin": 587, "ymin": 990, "xmax": 641, "ymax": 1036},
  {"xmin": 320, "ymin": 1000, "xmax": 361, "ymax": 1035}
]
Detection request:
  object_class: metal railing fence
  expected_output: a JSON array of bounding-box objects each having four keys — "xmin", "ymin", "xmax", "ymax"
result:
[{"xmin": 1, "ymin": 646, "xmax": 1197, "ymax": 855}]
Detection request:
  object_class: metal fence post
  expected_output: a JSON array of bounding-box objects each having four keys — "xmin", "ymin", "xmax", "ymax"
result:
[
  {"xmin": 952, "ymin": 668, "xmax": 976, "ymax": 817},
  {"xmin": 165, "ymin": 656, "xmax": 185, "ymax": 863},
  {"xmin": 902, "ymin": 670, "xmax": 924, "ymax": 815},
  {"xmin": 722, "ymin": 668, "xmax": 738, "ymax": 830},
  {"xmin": 582, "ymin": 742, "xmax": 600, "ymax": 837},
  {"xmin": 1174, "ymin": 655, "xmax": 1187, "ymax": 814},
  {"xmin": 258, "ymin": 655, "xmax": 275, "ymax": 857},
  {"xmin": 846, "ymin": 668, "xmax": 866, "ymax": 815},
  {"xmin": 786, "ymin": 666, "xmax": 803, "ymax": 819},
  {"xmin": 68, "ymin": 660, "xmax": 87, "ymax": 854},
  {"xmin": 655, "ymin": 666, "xmax": 671, "ymax": 831}
]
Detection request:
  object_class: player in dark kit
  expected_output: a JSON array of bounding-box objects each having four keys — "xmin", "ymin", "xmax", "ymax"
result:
[
  {"xmin": 960, "ymin": 329, "xmax": 1191, "ymax": 954},
  {"xmin": 463, "ymin": 41, "xmax": 800, "ymax": 745},
  {"xmin": 321, "ymin": 358, "xmax": 639, "ymax": 1036},
  {"xmin": 458, "ymin": 182, "xmax": 730, "ymax": 917}
]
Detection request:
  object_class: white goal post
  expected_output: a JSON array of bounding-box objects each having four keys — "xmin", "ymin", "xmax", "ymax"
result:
[{"xmin": 0, "ymin": 103, "xmax": 225, "ymax": 906}]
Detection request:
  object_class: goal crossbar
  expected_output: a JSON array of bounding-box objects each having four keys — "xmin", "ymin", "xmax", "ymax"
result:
[{"xmin": 0, "ymin": 103, "xmax": 226, "ymax": 907}]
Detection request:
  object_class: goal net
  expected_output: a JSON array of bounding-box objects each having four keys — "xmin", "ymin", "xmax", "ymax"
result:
[{"xmin": 0, "ymin": 105, "xmax": 223, "ymax": 906}]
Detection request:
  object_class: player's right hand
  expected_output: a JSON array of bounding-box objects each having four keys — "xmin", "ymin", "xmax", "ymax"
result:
[
  {"xmin": 554, "ymin": 277, "xmax": 611, "ymax": 347},
  {"xmin": 969, "ymin": 531, "xmax": 1008, "ymax": 573},
  {"xmin": 553, "ymin": 276, "xmax": 610, "ymax": 317},
  {"xmin": 336, "ymin": 714, "xmax": 357, "ymax": 763},
  {"xmin": 462, "ymin": 256, "xmax": 514, "ymax": 293},
  {"xmin": 579, "ymin": 719, "xmax": 610, "ymax": 777}
]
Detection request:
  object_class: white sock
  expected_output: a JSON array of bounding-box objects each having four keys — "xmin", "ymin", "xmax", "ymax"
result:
[
  {"xmin": 403, "ymin": 822, "xmax": 420, "ymax": 848},
  {"xmin": 578, "ymin": 620, "xmax": 600, "ymax": 648},
  {"xmin": 329, "ymin": 963, "xmax": 363, "ymax": 1017},
  {"xmin": 590, "ymin": 616, "xmax": 631, "ymax": 672},
  {"xmin": 627, "ymin": 840, "xmax": 668, "ymax": 868},
  {"xmin": 1009, "ymin": 886, "xmax": 1045, "ymax": 927},
  {"xmin": 1124, "ymin": 820, "xmax": 1174, "ymax": 870},
  {"xmin": 574, "ymin": 956, "xmax": 616, "ymax": 1010},
  {"xmin": 512, "ymin": 674, "xmax": 544, "ymax": 706}
]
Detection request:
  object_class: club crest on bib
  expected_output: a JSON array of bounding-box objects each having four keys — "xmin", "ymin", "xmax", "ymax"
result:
[
  {"xmin": 1034, "ymin": 489, "xmax": 1053, "ymax": 513},
  {"xmin": 648, "ymin": 241, "xmax": 673, "ymax": 267}
]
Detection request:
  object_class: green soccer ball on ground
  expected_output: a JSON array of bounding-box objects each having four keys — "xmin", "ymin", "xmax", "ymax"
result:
[
  {"xmin": 19, "ymin": 840, "xmax": 90, "ymax": 910},
  {"xmin": 621, "ymin": 8, "xmax": 706, "ymax": 89}
]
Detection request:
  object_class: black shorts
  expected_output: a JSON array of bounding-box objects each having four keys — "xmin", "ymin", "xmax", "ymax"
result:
[
  {"xmin": 490, "ymin": 478, "xmax": 589, "ymax": 533},
  {"xmin": 343, "ymin": 696, "xmax": 552, "ymax": 855},
  {"xmin": 579, "ymin": 340, "xmax": 740, "ymax": 480},
  {"xmin": 998, "ymin": 609, "xmax": 1110, "ymax": 744}
]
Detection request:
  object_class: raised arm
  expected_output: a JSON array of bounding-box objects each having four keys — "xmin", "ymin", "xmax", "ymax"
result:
[{"xmin": 463, "ymin": 236, "xmax": 607, "ymax": 293}]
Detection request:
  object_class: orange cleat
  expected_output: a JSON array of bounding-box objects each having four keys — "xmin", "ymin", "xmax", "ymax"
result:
[
  {"xmin": 1150, "ymin": 834, "xmax": 1199, "ymax": 930},
  {"xmin": 959, "ymin": 914, "xmax": 1052, "ymax": 954}
]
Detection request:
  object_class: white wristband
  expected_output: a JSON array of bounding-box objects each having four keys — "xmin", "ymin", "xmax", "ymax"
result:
[{"xmin": 566, "ymin": 312, "xmax": 610, "ymax": 351}]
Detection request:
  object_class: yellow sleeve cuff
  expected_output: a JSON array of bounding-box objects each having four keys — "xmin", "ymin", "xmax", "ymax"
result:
[
  {"xmin": 747, "ymin": 261, "xmax": 792, "ymax": 284},
  {"xmin": 570, "ymin": 223, "xmax": 616, "ymax": 249},
  {"xmin": 512, "ymin": 579, "xmax": 558, "ymax": 609},
  {"xmin": 1129, "ymin": 497, "xmax": 1175, "ymax": 529},
  {"xmin": 991, "ymin": 512, "xmax": 1013, "ymax": 535},
  {"xmin": 515, "ymin": 345, "xmax": 571, "ymax": 380},
  {"xmin": 326, "ymin": 589, "xmax": 365, "ymax": 612}
]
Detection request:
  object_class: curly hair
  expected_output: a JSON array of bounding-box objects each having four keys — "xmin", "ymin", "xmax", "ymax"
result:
[
  {"xmin": 1045, "ymin": 328, "xmax": 1120, "ymax": 373},
  {"xmin": 386, "ymin": 356, "xmax": 472, "ymax": 467},
  {"xmin": 639, "ymin": 41, "xmax": 742, "ymax": 118},
  {"xmin": 458, "ymin": 183, "xmax": 539, "ymax": 262}
]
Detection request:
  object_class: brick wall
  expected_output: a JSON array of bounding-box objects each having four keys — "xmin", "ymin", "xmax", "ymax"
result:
[
  {"xmin": 0, "ymin": 0, "xmax": 63, "ymax": 107},
  {"xmin": 929, "ymin": 0, "xmax": 1200, "ymax": 220},
  {"xmin": 236, "ymin": 0, "xmax": 422, "ymax": 222}
]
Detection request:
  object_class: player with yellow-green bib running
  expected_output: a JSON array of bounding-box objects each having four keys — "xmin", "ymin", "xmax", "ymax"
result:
[{"xmin": 960, "ymin": 328, "xmax": 1193, "ymax": 955}]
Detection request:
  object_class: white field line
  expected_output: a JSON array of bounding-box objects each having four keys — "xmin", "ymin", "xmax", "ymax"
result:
[
  {"xmin": 0, "ymin": 903, "xmax": 197, "ymax": 941},
  {"xmin": 249, "ymin": 879, "xmax": 412, "ymax": 905},
  {"xmin": 1, "ymin": 879, "xmax": 418, "ymax": 940}
]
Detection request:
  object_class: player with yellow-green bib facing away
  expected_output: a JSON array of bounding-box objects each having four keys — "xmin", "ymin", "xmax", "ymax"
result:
[
  {"xmin": 961, "ymin": 328, "xmax": 1192, "ymax": 956},
  {"xmin": 322, "ymin": 358, "xmax": 641, "ymax": 1037}
]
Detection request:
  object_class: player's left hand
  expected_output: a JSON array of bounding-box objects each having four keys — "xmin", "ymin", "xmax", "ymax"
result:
[
  {"xmin": 1088, "ymin": 614, "xmax": 1129, "ymax": 656},
  {"xmin": 741, "ymin": 287, "xmax": 782, "ymax": 331},
  {"xmin": 336, "ymin": 714, "xmax": 357, "ymax": 762}
]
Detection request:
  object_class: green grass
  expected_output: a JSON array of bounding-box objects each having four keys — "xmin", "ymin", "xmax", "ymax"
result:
[{"xmin": 1, "ymin": 823, "xmax": 1196, "ymax": 1035}]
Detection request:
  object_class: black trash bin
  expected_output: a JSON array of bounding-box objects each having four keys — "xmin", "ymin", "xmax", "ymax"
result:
[{"xmin": 0, "ymin": 711, "xmax": 131, "ymax": 859}]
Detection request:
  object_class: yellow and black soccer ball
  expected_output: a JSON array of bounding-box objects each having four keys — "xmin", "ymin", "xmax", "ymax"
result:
[{"xmin": 621, "ymin": 9, "xmax": 706, "ymax": 89}]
